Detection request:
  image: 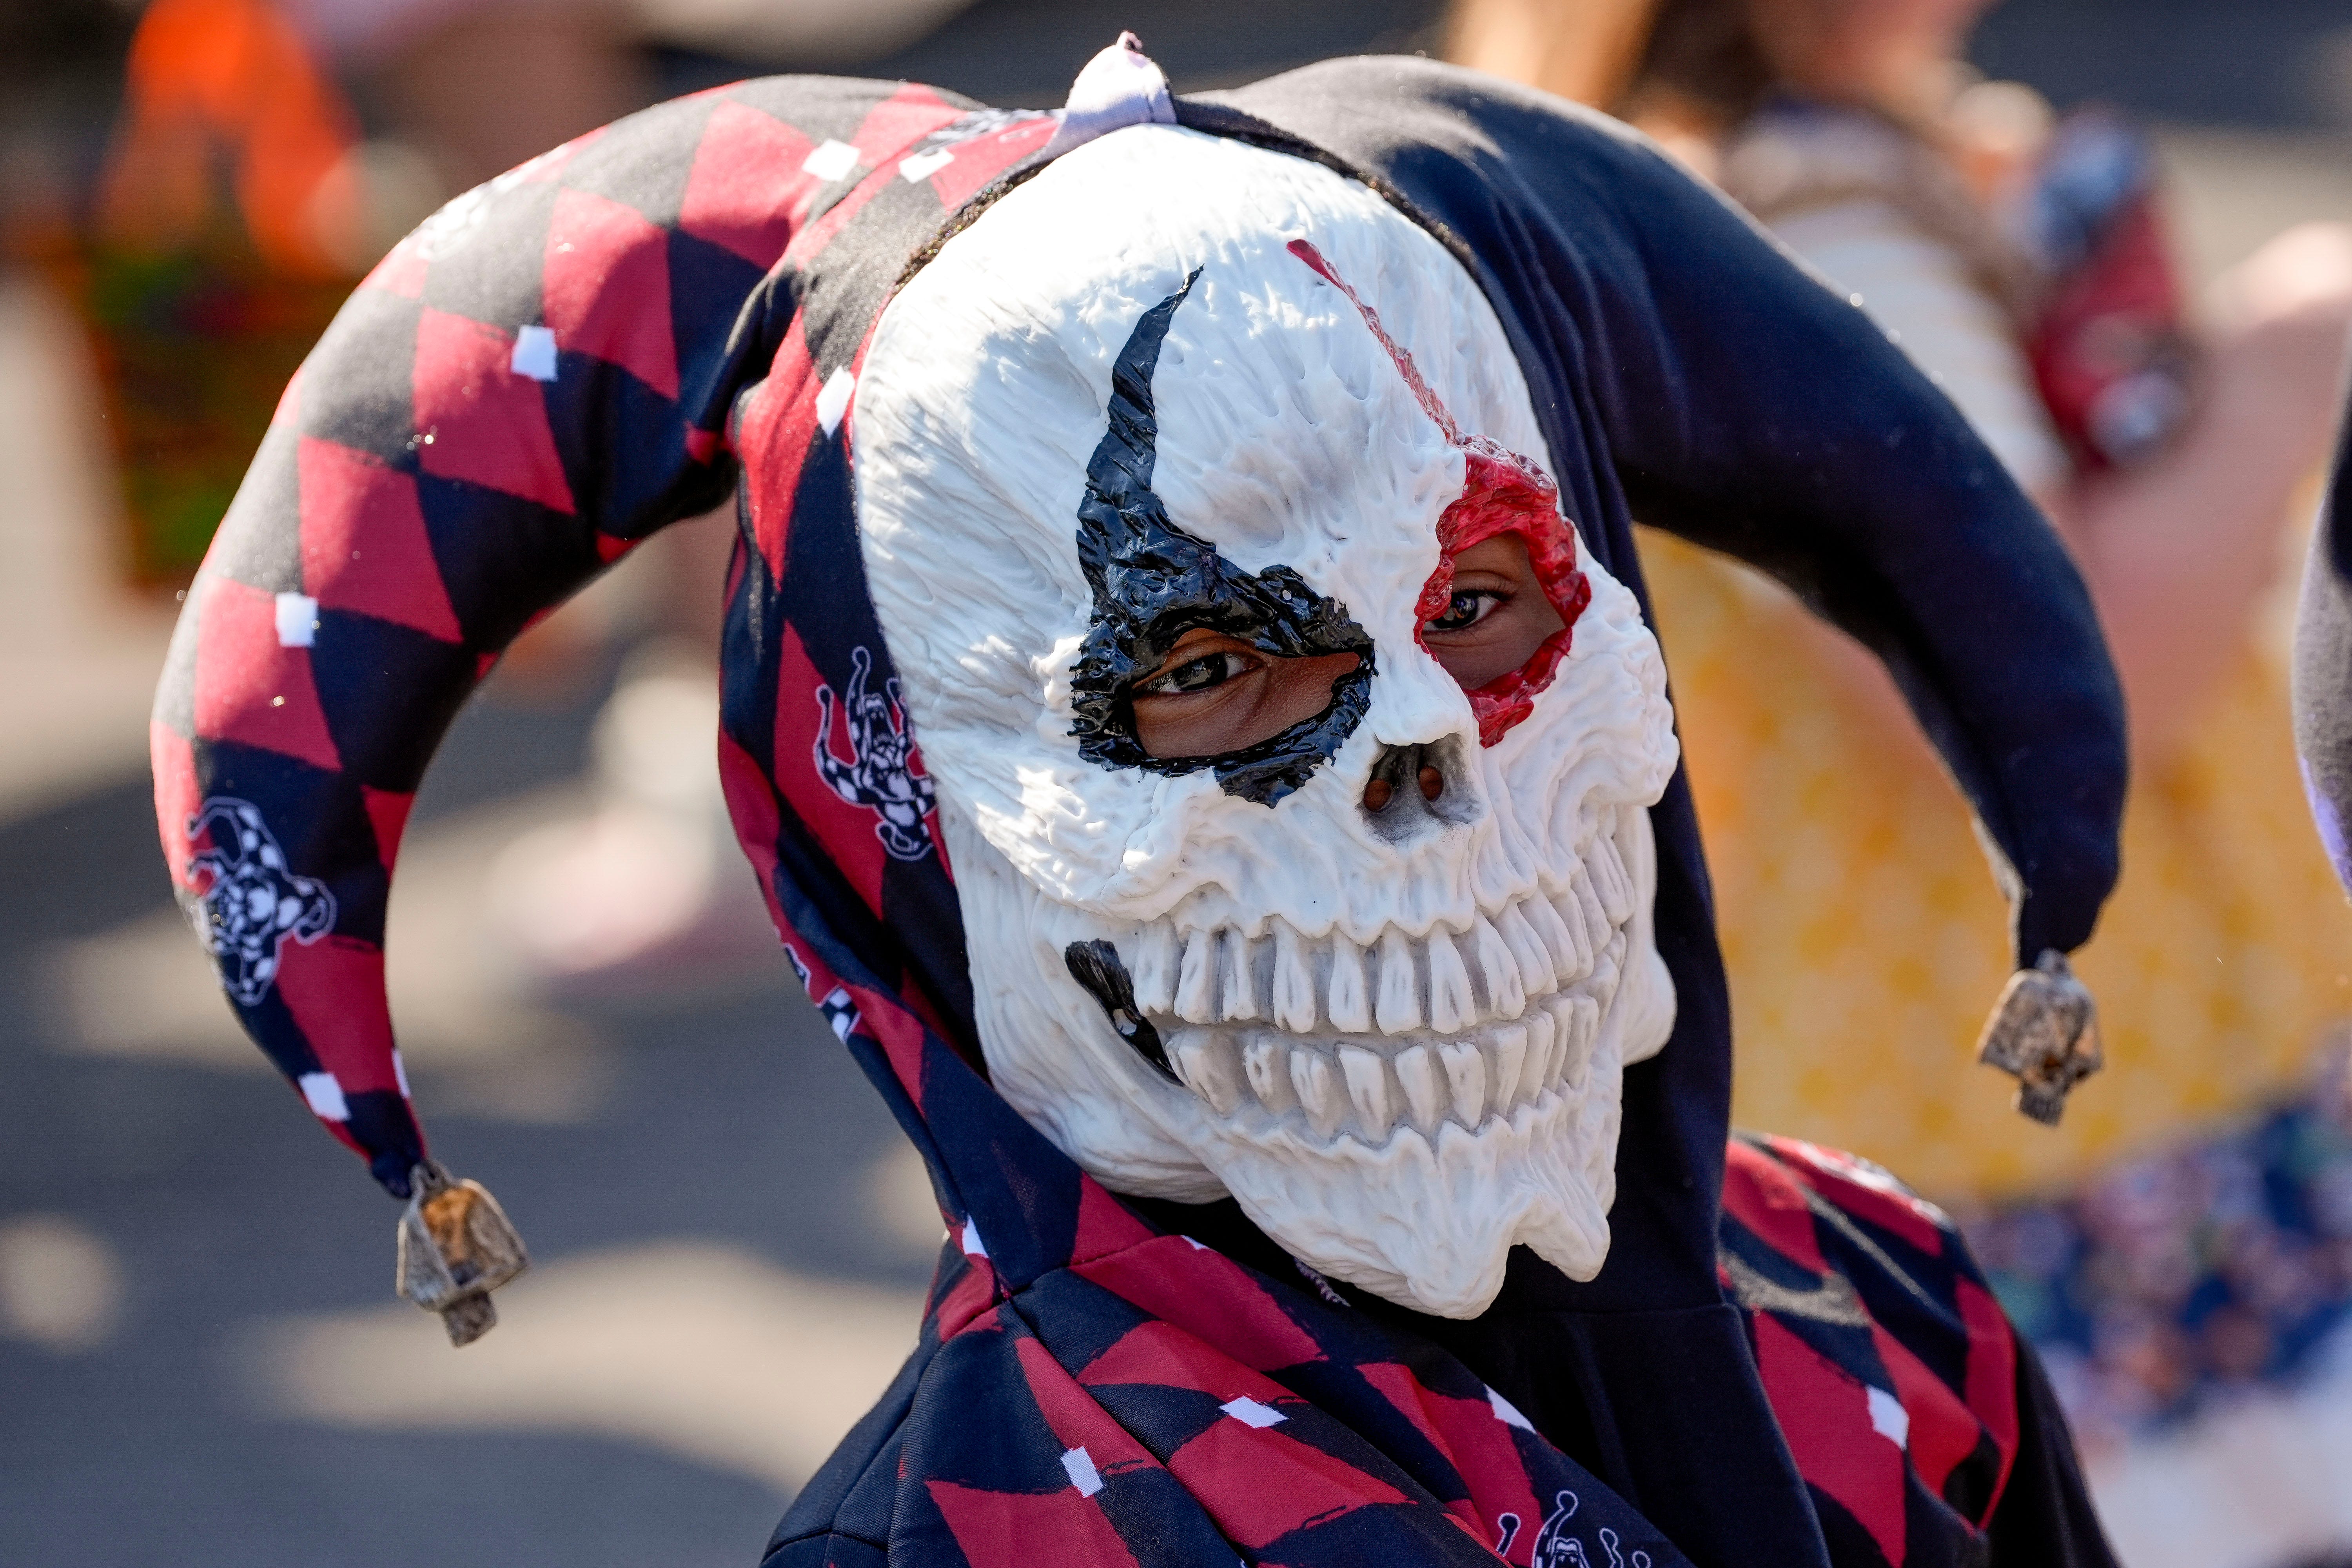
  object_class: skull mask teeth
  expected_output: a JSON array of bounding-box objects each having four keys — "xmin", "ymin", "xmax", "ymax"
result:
[
  {"xmin": 853, "ymin": 128, "xmax": 1679, "ymax": 1318},
  {"xmin": 1069, "ymin": 806, "xmax": 1650, "ymax": 1141}
]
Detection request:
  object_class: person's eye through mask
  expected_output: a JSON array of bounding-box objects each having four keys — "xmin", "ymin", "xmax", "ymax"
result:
[
  {"xmin": 1127, "ymin": 530, "xmax": 1563, "ymax": 759},
  {"xmin": 1066, "ymin": 271, "xmax": 1380, "ymax": 806},
  {"xmin": 1129, "ymin": 632, "xmax": 1364, "ymax": 759},
  {"xmin": 1072, "ymin": 249, "xmax": 1592, "ymax": 804}
]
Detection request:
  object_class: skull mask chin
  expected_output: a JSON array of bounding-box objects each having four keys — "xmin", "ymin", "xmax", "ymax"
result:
[{"xmin": 854, "ymin": 126, "xmax": 1679, "ymax": 1318}]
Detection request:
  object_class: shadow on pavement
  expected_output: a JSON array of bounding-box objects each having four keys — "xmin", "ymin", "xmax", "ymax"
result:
[{"xmin": 0, "ymin": 673, "xmax": 936, "ymax": 1566}]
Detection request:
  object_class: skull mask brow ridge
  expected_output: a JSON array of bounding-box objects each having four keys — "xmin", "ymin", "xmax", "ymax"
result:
[{"xmin": 1066, "ymin": 268, "xmax": 1377, "ymax": 806}]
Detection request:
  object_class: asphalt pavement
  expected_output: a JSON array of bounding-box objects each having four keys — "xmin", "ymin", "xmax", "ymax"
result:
[{"xmin": 0, "ymin": 675, "xmax": 940, "ymax": 1567}]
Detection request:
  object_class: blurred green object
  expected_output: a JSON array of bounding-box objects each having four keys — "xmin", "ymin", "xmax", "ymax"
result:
[
  {"xmin": 62, "ymin": 230, "xmax": 347, "ymax": 585},
  {"xmin": 38, "ymin": 0, "xmax": 368, "ymax": 589}
]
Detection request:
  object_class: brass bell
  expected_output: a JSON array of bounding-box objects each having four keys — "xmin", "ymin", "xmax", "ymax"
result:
[
  {"xmin": 395, "ymin": 1161, "xmax": 529, "ymax": 1346},
  {"xmin": 1975, "ymin": 949, "xmax": 2103, "ymax": 1126}
]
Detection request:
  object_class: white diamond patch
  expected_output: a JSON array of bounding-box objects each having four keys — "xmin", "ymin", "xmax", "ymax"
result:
[
  {"xmin": 297, "ymin": 1071, "xmax": 349, "ymax": 1120},
  {"xmin": 1060, "ymin": 1445, "xmax": 1103, "ymax": 1497},
  {"xmin": 899, "ymin": 146, "xmax": 955, "ymax": 183},
  {"xmin": 1219, "ymin": 1396, "xmax": 1285, "ymax": 1429},
  {"xmin": 815, "ymin": 368, "xmax": 857, "ymax": 436},
  {"xmin": 273, "ymin": 593, "xmax": 318, "ymax": 648},
  {"xmin": 510, "ymin": 323, "xmax": 559, "ymax": 382},
  {"xmin": 1867, "ymin": 1386, "xmax": 1909, "ymax": 1449},
  {"xmin": 802, "ymin": 140, "xmax": 859, "ymax": 181},
  {"xmin": 1487, "ymin": 1387, "xmax": 1535, "ymax": 1432}
]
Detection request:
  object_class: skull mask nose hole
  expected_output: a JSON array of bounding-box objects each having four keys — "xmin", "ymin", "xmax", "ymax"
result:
[{"xmin": 1362, "ymin": 739, "xmax": 1476, "ymax": 841}]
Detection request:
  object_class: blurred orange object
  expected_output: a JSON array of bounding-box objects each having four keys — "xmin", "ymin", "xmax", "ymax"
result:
[
  {"xmin": 40, "ymin": 0, "xmax": 368, "ymax": 586},
  {"xmin": 98, "ymin": 0, "xmax": 363, "ymax": 278}
]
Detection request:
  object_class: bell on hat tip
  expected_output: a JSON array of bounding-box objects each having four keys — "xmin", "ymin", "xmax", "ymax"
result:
[
  {"xmin": 1975, "ymin": 949, "xmax": 2102, "ymax": 1126},
  {"xmin": 394, "ymin": 1160, "xmax": 529, "ymax": 1347}
]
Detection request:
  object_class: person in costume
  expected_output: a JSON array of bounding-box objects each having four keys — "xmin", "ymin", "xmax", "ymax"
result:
[{"xmin": 152, "ymin": 37, "xmax": 2124, "ymax": 1566}]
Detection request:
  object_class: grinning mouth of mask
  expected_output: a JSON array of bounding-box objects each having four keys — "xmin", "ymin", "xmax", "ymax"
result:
[
  {"xmin": 1006, "ymin": 795, "xmax": 1675, "ymax": 1313},
  {"xmin": 1066, "ymin": 270, "xmax": 1377, "ymax": 807},
  {"xmin": 1064, "ymin": 807, "xmax": 1644, "ymax": 1138}
]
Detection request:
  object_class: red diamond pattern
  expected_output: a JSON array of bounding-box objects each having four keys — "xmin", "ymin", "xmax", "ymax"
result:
[
  {"xmin": 192, "ymin": 576, "xmax": 343, "ymax": 771},
  {"xmin": 412, "ymin": 307, "xmax": 575, "ymax": 514},
  {"xmin": 275, "ymin": 939, "xmax": 400, "ymax": 1094},
  {"xmin": 544, "ymin": 187, "xmax": 679, "ymax": 398},
  {"xmin": 297, "ymin": 436, "xmax": 463, "ymax": 641},
  {"xmin": 680, "ymin": 100, "xmax": 818, "ymax": 265},
  {"xmin": 1753, "ymin": 1313, "xmax": 1907, "ymax": 1564},
  {"xmin": 925, "ymin": 1481, "xmax": 1140, "ymax": 1568}
]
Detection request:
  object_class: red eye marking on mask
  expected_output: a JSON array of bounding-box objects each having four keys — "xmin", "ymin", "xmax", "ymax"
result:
[{"xmin": 1285, "ymin": 238, "xmax": 1592, "ymax": 746}]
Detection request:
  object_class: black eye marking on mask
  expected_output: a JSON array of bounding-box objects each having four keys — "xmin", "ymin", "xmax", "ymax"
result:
[
  {"xmin": 1064, "ymin": 940, "xmax": 1174, "ymax": 1081},
  {"xmin": 1067, "ymin": 270, "xmax": 1375, "ymax": 807}
]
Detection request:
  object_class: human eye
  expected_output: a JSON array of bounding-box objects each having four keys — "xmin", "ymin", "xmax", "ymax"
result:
[
  {"xmin": 1425, "ymin": 588, "xmax": 1504, "ymax": 634},
  {"xmin": 1137, "ymin": 649, "xmax": 1252, "ymax": 696}
]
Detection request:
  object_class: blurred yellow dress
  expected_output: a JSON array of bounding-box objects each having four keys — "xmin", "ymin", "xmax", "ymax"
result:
[
  {"xmin": 1646, "ymin": 110, "xmax": 2352, "ymax": 1200},
  {"xmin": 1646, "ymin": 534, "xmax": 2350, "ymax": 1200}
]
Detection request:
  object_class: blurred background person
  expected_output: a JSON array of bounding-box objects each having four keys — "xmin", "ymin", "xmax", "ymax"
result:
[
  {"xmin": 7, "ymin": 0, "xmax": 849, "ymax": 992},
  {"xmin": 1448, "ymin": 0, "xmax": 2352, "ymax": 1563}
]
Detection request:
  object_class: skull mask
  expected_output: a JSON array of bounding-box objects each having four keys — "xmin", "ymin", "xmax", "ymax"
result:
[{"xmin": 855, "ymin": 126, "xmax": 1679, "ymax": 1318}]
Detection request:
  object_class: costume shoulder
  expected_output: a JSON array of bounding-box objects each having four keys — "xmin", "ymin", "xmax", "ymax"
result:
[
  {"xmin": 1187, "ymin": 58, "xmax": 2126, "ymax": 968},
  {"xmin": 761, "ymin": 1225, "xmax": 1697, "ymax": 1568},
  {"xmin": 148, "ymin": 74, "xmax": 1000, "ymax": 1194},
  {"xmin": 1721, "ymin": 1134, "xmax": 2118, "ymax": 1568}
]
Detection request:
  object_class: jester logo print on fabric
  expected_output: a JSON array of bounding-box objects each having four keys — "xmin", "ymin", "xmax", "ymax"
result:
[
  {"xmin": 1493, "ymin": 1489, "xmax": 1654, "ymax": 1568},
  {"xmin": 813, "ymin": 646, "xmax": 936, "ymax": 860},
  {"xmin": 184, "ymin": 797, "xmax": 336, "ymax": 1006}
]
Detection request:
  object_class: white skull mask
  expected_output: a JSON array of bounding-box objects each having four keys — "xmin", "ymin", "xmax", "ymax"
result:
[{"xmin": 853, "ymin": 126, "xmax": 1679, "ymax": 1318}]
